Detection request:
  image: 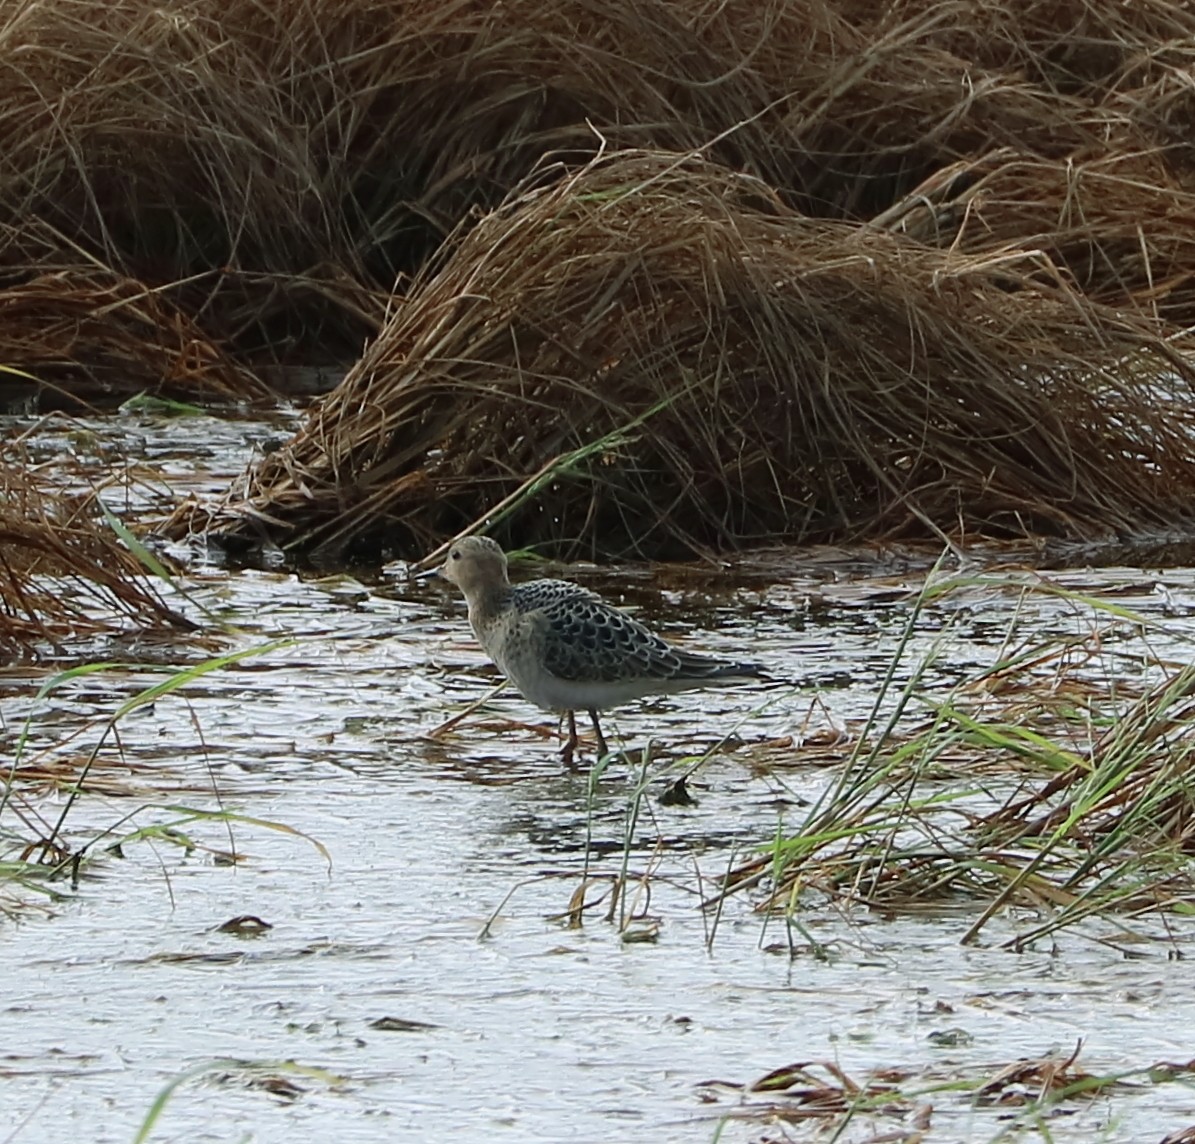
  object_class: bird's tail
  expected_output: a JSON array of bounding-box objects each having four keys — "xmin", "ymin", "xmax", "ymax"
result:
[{"xmin": 677, "ymin": 652, "xmax": 768, "ymax": 681}]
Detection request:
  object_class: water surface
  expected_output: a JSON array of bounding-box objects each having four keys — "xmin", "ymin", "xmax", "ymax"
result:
[{"xmin": 4, "ymin": 411, "xmax": 1195, "ymax": 1143}]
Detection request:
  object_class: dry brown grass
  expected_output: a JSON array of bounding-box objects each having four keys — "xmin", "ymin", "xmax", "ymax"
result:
[
  {"xmin": 846, "ymin": 0, "xmax": 1195, "ymax": 98},
  {"xmin": 195, "ymin": 150, "xmax": 1195, "ymax": 562},
  {"xmin": 0, "ymin": 1, "xmax": 396, "ymax": 383},
  {"xmin": 0, "ymin": 0, "xmax": 1150, "ymax": 393},
  {"xmin": 0, "ymin": 223, "xmax": 269, "ymax": 408},
  {"xmin": 873, "ymin": 146, "xmax": 1195, "ymax": 328},
  {"xmin": 0, "ymin": 460, "xmax": 196, "ymax": 660},
  {"xmin": 7, "ymin": 0, "xmax": 1195, "ymax": 556}
]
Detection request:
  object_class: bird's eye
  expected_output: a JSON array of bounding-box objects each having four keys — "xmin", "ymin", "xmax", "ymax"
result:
[{"xmin": 450, "ymin": 551, "xmax": 461, "ymax": 560}]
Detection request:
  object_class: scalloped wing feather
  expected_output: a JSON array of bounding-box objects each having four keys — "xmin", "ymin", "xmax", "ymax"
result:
[{"xmin": 509, "ymin": 578, "xmax": 756, "ymax": 686}]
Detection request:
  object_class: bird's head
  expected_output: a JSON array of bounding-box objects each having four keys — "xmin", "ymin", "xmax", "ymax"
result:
[{"xmin": 438, "ymin": 535, "xmax": 509, "ymax": 596}]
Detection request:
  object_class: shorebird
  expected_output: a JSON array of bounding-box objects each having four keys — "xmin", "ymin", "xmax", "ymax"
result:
[{"xmin": 432, "ymin": 535, "xmax": 764, "ymax": 764}]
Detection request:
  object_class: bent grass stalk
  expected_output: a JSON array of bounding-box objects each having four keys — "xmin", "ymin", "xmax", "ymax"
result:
[
  {"xmin": 98, "ymin": 499, "xmax": 244, "ymax": 634},
  {"xmin": 134, "ymin": 1058, "xmax": 344, "ymax": 1144},
  {"xmin": 100, "ymin": 805, "xmax": 331, "ymax": 873},
  {"xmin": 731, "ymin": 568, "xmax": 1195, "ymax": 948},
  {"xmin": 1, "ymin": 639, "xmax": 315, "ymax": 905},
  {"xmin": 410, "ymin": 391, "xmax": 684, "ymax": 573}
]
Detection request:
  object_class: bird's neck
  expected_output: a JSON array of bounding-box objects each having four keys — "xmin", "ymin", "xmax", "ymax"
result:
[{"xmin": 466, "ymin": 582, "xmax": 510, "ymax": 628}]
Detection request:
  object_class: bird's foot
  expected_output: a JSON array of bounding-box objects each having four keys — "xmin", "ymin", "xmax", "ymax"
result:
[{"xmin": 560, "ymin": 711, "xmax": 582, "ymax": 770}]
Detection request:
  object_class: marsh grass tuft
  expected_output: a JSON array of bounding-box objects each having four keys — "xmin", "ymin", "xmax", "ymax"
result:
[
  {"xmin": 3, "ymin": 1, "xmax": 1195, "ymax": 552},
  {"xmin": 0, "ymin": 261, "xmax": 269, "ymax": 409},
  {"xmin": 215, "ymin": 149, "xmax": 1195, "ymax": 563},
  {"xmin": 720, "ymin": 571, "xmax": 1195, "ymax": 950}
]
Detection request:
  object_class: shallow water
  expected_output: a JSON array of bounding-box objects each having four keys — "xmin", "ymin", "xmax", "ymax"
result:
[{"xmin": 4, "ymin": 411, "xmax": 1195, "ymax": 1143}]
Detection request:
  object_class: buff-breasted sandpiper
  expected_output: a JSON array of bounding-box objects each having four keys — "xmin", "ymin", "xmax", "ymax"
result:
[{"xmin": 434, "ymin": 535, "xmax": 764, "ymax": 763}]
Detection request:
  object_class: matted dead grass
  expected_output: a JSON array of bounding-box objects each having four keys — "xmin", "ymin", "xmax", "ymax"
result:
[
  {"xmin": 195, "ymin": 151, "xmax": 1195, "ymax": 562},
  {"xmin": 0, "ymin": 461, "xmax": 196, "ymax": 660},
  {"xmin": 0, "ymin": 0, "xmax": 1102, "ymax": 239},
  {"xmin": 701, "ymin": 1043, "xmax": 1157, "ymax": 1139},
  {"xmin": 844, "ymin": 0, "xmax": 1195, "ymax": 98},
  {"xmin": 0, "ymin": 0, "xmax": 1147, "ymax": 394},
  {"xmin": 875, "ymin": 146, "xmax": 1195, "ymax": 328},
  {"xmin": 8, "ymin": 0, "xmax": 1195, "ymax": 555},
  {"xmin": 0, "ymin": 223, "xmax": 269, "ymax": 408}
]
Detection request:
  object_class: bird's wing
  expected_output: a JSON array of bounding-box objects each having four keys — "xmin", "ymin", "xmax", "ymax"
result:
[{"xmin": 512, "ymin": 579, "xmax": 687, "ymax": 684}]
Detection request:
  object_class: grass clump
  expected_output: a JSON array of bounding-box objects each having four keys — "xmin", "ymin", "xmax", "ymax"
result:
[
  {"xmin": 206, "ymin": 150, "xmax": 1195, "ymax": 563},
  {"xmin": 0, "ymin": 0, "xmax": 1187, "ymax": 404},
  {"xmin": 6, "ymin": 0, "xmax": 1195, "ymax": 552},
  {"xmin": 0, "ymin": 459, "xmax": 196, "ymax": 660},
  {"xmin": 719, "ymin": 574, "xmax": 1195, "ymax": 950},
  {"xmin": 704, "ymin": 1043, "xmax": 1178, "ymax": 1141}
]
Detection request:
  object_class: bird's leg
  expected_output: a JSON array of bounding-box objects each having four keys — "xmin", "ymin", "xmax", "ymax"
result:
[
  {"xmin": 588, "ymin": 709, "xmax": 608, "ymax": 760},
  {"xmin": 561, "ymin": 710, "xmax": 579, "ymax": 768}
]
